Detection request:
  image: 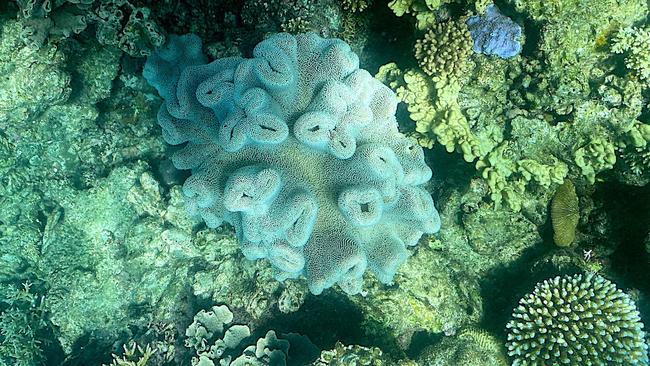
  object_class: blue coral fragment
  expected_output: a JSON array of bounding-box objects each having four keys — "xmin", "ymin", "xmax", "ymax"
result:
[
  {"xmin": 144, "ymin": 33, "xmax": 440, "ymax": 295},
  {"xmin": 467, "ymin": 5, "xmax": 523, "ymax": 59}
]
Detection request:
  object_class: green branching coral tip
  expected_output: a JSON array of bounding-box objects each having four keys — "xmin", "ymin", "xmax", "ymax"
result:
[
  {"xmin": 414, "ymin": 19, "xmax": 473, "ymax": 78},
  {"xmin": 506, "ymin": 273, "xmax": 649, "ymax": 366},
  {"xmin": 550, "ymin": 180, "xmax": 579, "ymax": 247}
]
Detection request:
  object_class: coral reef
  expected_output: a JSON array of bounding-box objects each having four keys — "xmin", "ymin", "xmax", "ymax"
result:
[
  {"xmin": 466, "ymin": 4, "xmax": 522, "ymax": 58},
  {"xmin": 144, "ymin": 32, "xmax": 440, "ymax": 295},
  {"xmin": 506, "ymin": 273, "xmax": 649, "ymax": 365},
  {"xmin": 2, "ymin": 0, "xmax": 650, "ymax": 364},
  {"xmin": 379, "ymin": 0, "xmax": 649, "ymax": 210}
]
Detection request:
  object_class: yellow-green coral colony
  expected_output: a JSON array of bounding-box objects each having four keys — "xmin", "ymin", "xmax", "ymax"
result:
[
  {"xmin": 414, "ymin": 19, "xmax": 473, "ymax": 78},
  {"xmin": 550, "ymin": 180, "xmax": 579, "ymax": 247}
]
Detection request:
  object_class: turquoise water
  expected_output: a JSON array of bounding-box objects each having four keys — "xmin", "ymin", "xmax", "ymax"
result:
[{"xmin": 0, "ymin": 0, "xmax": 649, "ymax": 365}]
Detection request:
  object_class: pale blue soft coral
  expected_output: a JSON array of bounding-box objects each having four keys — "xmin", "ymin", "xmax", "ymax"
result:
[
  {"xmin": 466, "ymin": 5, "xmax": 522, "ymax": 59},
  {"xmin": 143, "ymin": 33, "xmax": 440, "ymax": 295}
]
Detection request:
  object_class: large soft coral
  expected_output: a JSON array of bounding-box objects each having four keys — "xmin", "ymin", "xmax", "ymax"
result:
[{"xmin": 144, "ymin": 33, "xmax": 440, "ymax": 295}]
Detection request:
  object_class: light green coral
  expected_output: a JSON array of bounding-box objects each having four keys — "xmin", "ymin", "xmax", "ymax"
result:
[
  {"xmin": 414, "ymin": 18, "xmax": 473, "ymax": 78},
  {"xmin": 376, "ymin": 63, "xmax": 482, "ymax": 162},
  {"xmin": 611, "ymin": 26, "xmax": 650, "ymax": 82},
  {"xmin": 574, "ymin": 136, "xmax": 617, "ymax": 184},
  {"xmin": 377, "ymin": 61, "xmax": 575, "ymax": 211},
  {"xmin": 476, "ymin": 143, "xmax": 568, "ymax": 211}
]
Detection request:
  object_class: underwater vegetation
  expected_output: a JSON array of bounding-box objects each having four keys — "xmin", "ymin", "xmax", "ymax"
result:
[{"xmin": 0, "ymin": 0, "xmax": 649, "ymax": 365}]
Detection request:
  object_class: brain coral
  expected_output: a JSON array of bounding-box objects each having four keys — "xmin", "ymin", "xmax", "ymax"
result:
[
  {"xmin": 506, "ymin": 273, "xmax": 649, "ymax": 366},
  {"xmin": 143, "ymin": 33, "xmax": 440, "ymax": 295}
]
